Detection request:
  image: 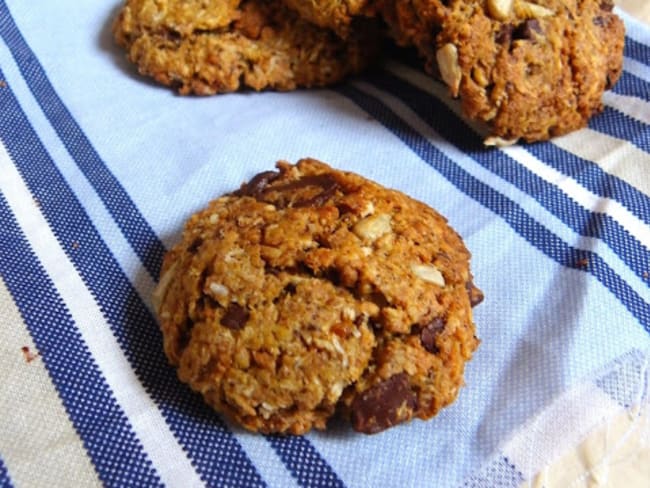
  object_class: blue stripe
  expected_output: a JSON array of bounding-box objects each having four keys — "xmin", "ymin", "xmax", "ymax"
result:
[
  {"xmin": 0, "ymin": 194, "xmax": 162, "ymax": 487},
  {"xmin": 368, "ymin": 71, "xmax": 650, "ymax": 285},
  {"xmin": 530, "ymin": 141, "xmax": 650, "ymax": 227},
  {"xmin": 588, "ymin": 105, "xmax": 650, "ymax": 153},
  {"xmin": 0, "ymin": 72, "xmax": 265, "ymax": 487},
  {"xmin": 612, "ymin": 71, "xmax": 650, "ymax": 102},
  {"xmin": 267, "ymin": 437, "xmax": 345, "ymax": 488},
  {"xmin": 624, "ymin": 37, "xmax": 650, "ymax": 69},
  {"xmin": 0, "ymin": 0, "xmax": 164, "ymax": 280},
  {"xmin": 336, "ymin": 83, "xmax": 650, "ymax": 333},
  {"xmin": 0, "ymin": 456, "xmax": 12, "ymax": 488}
]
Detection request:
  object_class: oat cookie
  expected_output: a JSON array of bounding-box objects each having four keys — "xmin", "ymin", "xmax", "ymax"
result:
[
  {"xmin": 154, "ymin": 158, "xmax": 482, "ymax": 434},
  {"xmin": 380, "ymin": 0, "xmax": 624, "ymax": 143},
  {"xmin": 113, "ymin": 0, "xmax": 380, "ymax": 94}
]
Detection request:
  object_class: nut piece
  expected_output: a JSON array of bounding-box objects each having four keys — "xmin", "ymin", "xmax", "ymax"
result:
[
  {"xmin": 353, "ymin": 213, "xmax": 392, "ymax": 242},
  {"xmin": 152, "ymin": 261, "xmax": 179, "ymax": 314},
  {"xmin": 207, "ymin": 282, "xmax": 229, "ymax": 299},
  {"xmin": 517, "ymin": 0, "xmax": 554, "ymax": 18},
  {"xmin": 436, "ymin": 44, "xmax": 462, "ymax": 98},
  {"xmin": 487, "ymin": 0, "xmax": 514, "ymax": 20},
  {"xmin": 411, "ymin": 263, "xmax": 446, "ymax": 287},
  {"xmin": 484, "ymin": 136, "xmax": 519, "ymax": 147}
]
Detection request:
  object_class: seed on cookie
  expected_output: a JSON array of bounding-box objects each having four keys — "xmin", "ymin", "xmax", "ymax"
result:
[
  {"xmin": 436, "ymin": 43, "xmax": 462, "ymax": 97},
  {"xmin": 487, "ymin": 0, "xmax": 514, "ymax": 21}
]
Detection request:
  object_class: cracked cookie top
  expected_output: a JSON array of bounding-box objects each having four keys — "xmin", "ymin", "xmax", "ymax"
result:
[{"xmin": 155, "ymin": 158, "xmax": 482, "ymax": 434}]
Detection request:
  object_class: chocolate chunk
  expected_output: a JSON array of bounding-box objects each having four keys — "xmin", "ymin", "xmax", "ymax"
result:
[
  {"xmin": 164, "ymin": 29, "xmax": 181, "ymax": 42},
  {"xmin": 351, "ymin": 373, "xmax": 418, "ymax": 434},
  {"xmin": 187, "ymin": 237, "xmax": 203, "ymax": 254},
  {"xmin": 593, "ymin": 14, "xmax": 614, "ymax": 28},
  {"xmin": 513, "ymin": 19, "xmax": 542, "ymax": 41},
  {"xmin": 293, "ymin": 180, "xmax": 340, "ymax": 208},
  {"xmin": 600, "ymin": 0, "xmax": 614, "ymax": 11},
  {"xmin": 220, "ymin": 303, "xmax": 249, "ymax": 330},
  {"xmin": 420, "ymin": 317, "xmax": 445, "ymax": 353},
  {"xmin": 466, "ymin": 281, "xmax": 484, "ymax": 307},
  {"xmin": 235, "ymin": 171, "xmax": 279, "ymax": 198},
  {"xmin": 496, "ymin": 24, "xmax": 513, "ymax": 44}
]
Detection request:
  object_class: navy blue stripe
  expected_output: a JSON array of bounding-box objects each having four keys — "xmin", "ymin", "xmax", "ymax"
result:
[
  {"xmin": 267, "ymin": 437, "xmax": 345, "ymax": 488},
  {"xmin": 368, "ymin": 71, "xmax": 650, "ymax": 285},
  {"xmin": 0, "ymin": 194, "xmax": 162, "ymax": 487},
  {"xmin": 336, "ymin": 84, "xmax": 650, "ymax": 332},
  {"xmin": 530, "ymin": 140, "xmax": 650, "ymax": 227},
  {"xmin": 0, "ymin": 0, "xmax": 164, "ymax": 280},
  {"xmin": 0, "ymin": 456, "xmax": 12, "ymax": 488},
  {"xmin": 612, "ymin": 71, "xmax": 650, "ymax": 102},
  {"xmin": 624, "ymin": 37, "xmax": 650, "ymax": 69},
  {"xmin": 588, "ymin": 105, "xmax": 650, "ymax": 153},
  {"xmin": 0, "ymin": 71, "xmax": 265, "ymax": 487}
]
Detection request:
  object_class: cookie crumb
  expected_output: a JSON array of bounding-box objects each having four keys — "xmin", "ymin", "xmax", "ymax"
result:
[{"xmin": 21, "ymin": 346, "xmax": 40, "ymax": 363}]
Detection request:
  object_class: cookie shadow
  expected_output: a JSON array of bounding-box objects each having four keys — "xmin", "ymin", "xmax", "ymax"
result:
[
  {"xmin": 474, "ymin": 256, "xmax": 592, "ymax": 458},
  {"xmin": 98, "ymin": 2, "xmax": 172, "ymax": 90}
]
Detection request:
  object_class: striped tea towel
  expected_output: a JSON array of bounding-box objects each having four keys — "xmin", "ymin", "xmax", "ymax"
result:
[{"xmin": 0, "ymin": 1, "xmax": 649, "ymax": 487}]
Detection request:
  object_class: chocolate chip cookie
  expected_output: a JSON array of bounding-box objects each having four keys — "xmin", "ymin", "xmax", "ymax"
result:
[
  {"xmin": 380, "ymin": 0, "xmax": 624, "ymax": 143},
  {"xmin": 112, "ymin": 0, "xmax": 380, "ymax": 94},
  {"xmin": 154, "ymin": 158, "xmax": 482, "ymax": 434}
]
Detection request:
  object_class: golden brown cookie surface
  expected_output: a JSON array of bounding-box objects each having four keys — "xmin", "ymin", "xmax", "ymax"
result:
[
  {"xmin": 280, "ymin": 0, "xmax": 376, "ymax": 37},
  {"xmin": 113, "ymin": 0, "xmax": 380, "ymax": 94},
  {"xmin": 381, "ymin": 0, "xmax": 624, "ymax": 143},
  {"xmin": 154, "ymin": 159, "xmax": 482, "ymax": 434}
]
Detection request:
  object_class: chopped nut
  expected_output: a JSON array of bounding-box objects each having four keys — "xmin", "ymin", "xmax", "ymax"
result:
[
  {"xmin": 517, "ymin": 0, "xmax": 553, "ymax": 18},
  {"xmin": 436, "ymin": 44, "xmax": 462, "ymax": 97},
  {"xmin": 472, "ymin": 66, "xmax": 490, "ymax": 87},
  {"xmin": 329, "ymin": 381, "xmax": 344, "ymax": 399},
  {"xmin": 224, "ymin": 247, "xmax": 245, "ymax": 263},
  {"xmin": 207, "ymin": 282, "xmax": 229, "ymax": 298},
  {"xmin": 484, "ymin": 135, "xmax": 519, "ymax": 147},
  {"xmin": 360, "ymin": 201, "xmax": 375, "ymax": 218},
  {"xmin": 353, "ymin": 213, "xmax": 392, "ymax": 242},
  {"xmin": 208, "ymin": 213, "xmax": 219, "ymax": 224},
  {"xmin": 152, "ymin": 261, "xmax": 179, "ymax": 314},
  {"xmin": 411, "ymin": 263, "xmax": 446, "ymax": 287},
  {"xmin": 487, "ymin": 0, "xmax": 513, "ymax": 20},
  {"xmin": 342, "ymin": 307, "xmax": 356, "ymax": 321}
]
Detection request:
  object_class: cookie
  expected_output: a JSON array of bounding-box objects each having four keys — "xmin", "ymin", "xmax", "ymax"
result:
[
  {"xmin": 112, "ymin": 0, "xmax": 380, "ymax": 94},
  {"xmin": 154, "ymin": 158, "xmax": 482, "ymax": 434},
  {"xmin": 380, "ymin": 0, "xmax": 624, "ymax": 143}
]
